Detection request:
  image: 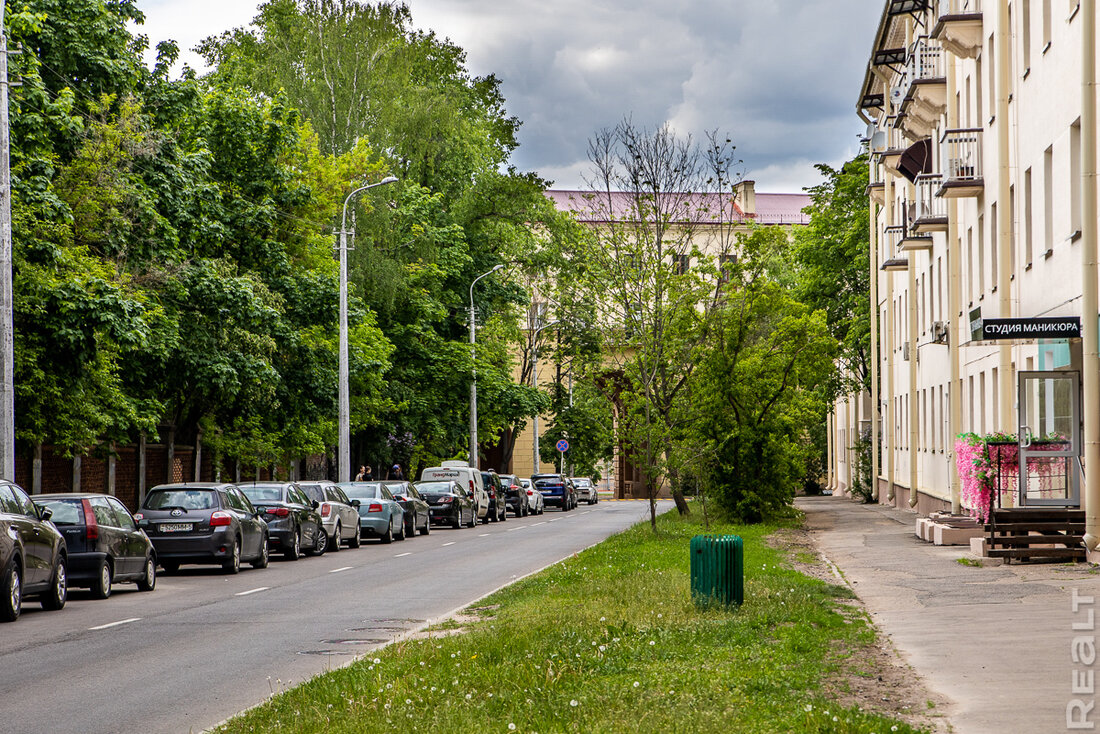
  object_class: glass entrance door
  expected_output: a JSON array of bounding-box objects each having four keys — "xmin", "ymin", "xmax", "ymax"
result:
[{"xmin": 1017, "ymin": 371, "xmax": 1081, "ymax": 507}]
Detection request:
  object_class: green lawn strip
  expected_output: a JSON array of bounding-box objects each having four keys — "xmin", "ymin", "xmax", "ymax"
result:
[{"xmin": 216, "ymin": 508, "xmax": 923, "ymax": 733}]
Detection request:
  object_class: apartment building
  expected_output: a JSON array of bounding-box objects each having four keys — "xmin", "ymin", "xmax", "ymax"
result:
[{"xmin": 833, "ymin": 0, "xmax": 1100, "ymax": 555}]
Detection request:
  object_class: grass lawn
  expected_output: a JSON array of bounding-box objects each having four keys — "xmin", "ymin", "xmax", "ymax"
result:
[{"xmin": 216, "ymin": 505, "xmax": 926, "ymax": 733}]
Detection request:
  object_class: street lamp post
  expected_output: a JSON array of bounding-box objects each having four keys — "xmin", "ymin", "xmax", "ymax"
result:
[
  {"xmin": 530, "ymin": 319, "xmax": 559, "ymax": 474},
  {"xmin": 468, "ymin": 264, "xmax": 503, "ymax": 469},
  {"xmin": 337, "ymin": 175, "xmax": 397, "ymax": 483}
]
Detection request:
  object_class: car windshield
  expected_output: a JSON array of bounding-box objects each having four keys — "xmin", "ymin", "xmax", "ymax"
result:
[
  {"xmin": 35, "ymin": 498, "xmax": 83, "ymax": 525},
  {"xmin": 145, "ymin": 489, "xmax": 216, "ymax": 510},
  {"xmin": 339, "ymin": 482, "xmax": 381, "ymax": 500},
  {"xmin": 297, "ymin": 483, "xmax": 326, "ymax": 504},
  {"xmin": 533, "ymin": 475, "xmax": 563, "ymax": 487},
  {"xmin": 416, "ymin": 482, "xmax": 454, "ymax": 495},
  {"xmin": 240, "ymin": 485, "xmax": 285, "ymax": 504}
]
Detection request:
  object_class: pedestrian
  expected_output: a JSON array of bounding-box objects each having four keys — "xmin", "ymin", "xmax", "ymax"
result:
[
  {"xmin": 391, "ymin": 464, "xmax": 404, "ymax": 481},
  {"xmin": 355, "ymin": 465, "xmax": 373, "ymax": 481}
]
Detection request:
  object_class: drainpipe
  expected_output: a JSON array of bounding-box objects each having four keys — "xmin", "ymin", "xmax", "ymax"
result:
[
  {"xmin": 885, "ymin": 171, "xmax": 897, "ymax": 504},
  {"xmin": 870, "ymin": 170, "xmax": 881, "ymax": 502},
  {"xmin": 946, "ymin": 48, "xmax": 963, "ymax": 515},
  {"xmin": 1080, "ymin": 0, "xmax": 1100, "ymax": 551},
  {"xmin": 996, "ymin": 0, "xmax": 1014, "ymax": 434},
  {"xmin": 908, "ymin": 238, "xmax": 920, "ymax": 509},
  {"xmin": 827, "ymin": 410, "xmax": 835, "ymax": 492}
]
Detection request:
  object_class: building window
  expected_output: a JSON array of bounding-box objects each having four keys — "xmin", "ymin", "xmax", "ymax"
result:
[
  {"xmin": 672, "ymin": 253, "xmax": 690, "ymax": 275},
  {"xmin": 1022, "ymin": 0, "xmax": 1032, "ymax": 72},
  {"xmin": 990, "ymin": 203, "xmax": 998, "ymax": 291},
  {"xmin": 1071, "ymin": 120, "xmax": 1082, "ymax": 238},
  {"xmin": 1042, "ymin": 0, "xmax": 1052, "ymax": 49},
  {"xmin": 718, "ymin": 253, "xmax": 737, "ymax": 282},
  {"xmin": 1024, "ymin": 167, "xmax": 1033, "ymax": 266},
  {"xmin": 1044, "ymin": 145, "xmax": 1054, "ymax": 252}
]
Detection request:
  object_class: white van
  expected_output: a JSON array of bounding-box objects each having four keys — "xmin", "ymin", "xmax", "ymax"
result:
[{"xmin": 419, "ymin": 461, "xmax": 489, "ymax": 522}]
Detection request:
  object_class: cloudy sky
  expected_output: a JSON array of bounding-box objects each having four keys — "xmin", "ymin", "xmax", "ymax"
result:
[{"xmin": 137, "ymin": 0, "xmax": 879, "ymax": 193}]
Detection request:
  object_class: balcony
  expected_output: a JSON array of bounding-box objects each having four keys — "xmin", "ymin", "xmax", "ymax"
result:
[
  {"xmin": 937, "ymin": 128, "xmax": 984, "ymax": 198},
  {"xmin": 883, "ymin": 225, "xmax": 907, "ymax": 258},
  {"xmin": 879, "ymin": 122, "xmax": 908, "ymax": 175},
  {"xmin": 867, "ymin": 159, "xmax": 885, "ymax": 205},
  {"xmin": 932, "ymin": 0, "xmax": 983, "ymax": 59},
  {"xmin": 896, "ymin": 38, "xmax": 947, "ymax": 141},
  {"xmin": 911, "ymin": 174, "xmax": 948, "ymax": 233},
  {"xmin": 899, "ymin": 207, "xmax": 934, "ymax": 251}
]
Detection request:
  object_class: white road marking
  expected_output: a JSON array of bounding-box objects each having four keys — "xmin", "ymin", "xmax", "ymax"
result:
[
  {"xmin": 234, "ymin": 587, "xmax": 269, "ymax": 597},
  {"xmin": 329, "ymin": 566, "xmax": 353, "ymax": 573},
  {"xmin": 478, "ymin": 533, "xmax": 490, "ymax": 537},
  {"xmin": 442, "ymin": 541, "xmax": 456, "ymax": 547},
  {"xmin": 394, "ymin": 552, "xmax": 412, "ymax": 557},
  {"xmin": 89, "ymin": 617, "xmax": 140, "ymax": 631},
  {"xmin": 548, "ymin": 519, "xmax": 558, "ymax": 523},
  {"xmin": 532, "ymin": 522, "xmax": 547, "ymax": 526}
]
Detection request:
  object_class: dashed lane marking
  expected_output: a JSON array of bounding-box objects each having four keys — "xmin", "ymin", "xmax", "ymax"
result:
[
  {"xmin": 394, "ymin": 552, "xmax": 412, "ymax": 557},
  {"xmin": 235, "ymin": 587, "xmax": 269, "ymax": 596},
  {"xmin": 89, "ymin": 617, "xmax": 141, "ymax": 630},
  {"xmin": 329, "ymin": 566, "xmax": 353, "ymax": 573}
]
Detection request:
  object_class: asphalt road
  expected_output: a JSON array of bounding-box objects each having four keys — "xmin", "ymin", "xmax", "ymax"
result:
[{"xmin": 0, "ymin": 499, "xmax": 670, "ymax": 734}]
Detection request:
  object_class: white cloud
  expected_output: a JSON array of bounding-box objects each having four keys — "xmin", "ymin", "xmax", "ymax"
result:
[{"xmin": 135, "ymin": 0, "xmax": 879, "ymax": 194}]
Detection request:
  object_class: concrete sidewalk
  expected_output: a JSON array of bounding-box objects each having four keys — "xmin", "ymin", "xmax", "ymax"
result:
[{"xmin": 797, "ymin": 495, "xmax": 1100, "ymax": 734}]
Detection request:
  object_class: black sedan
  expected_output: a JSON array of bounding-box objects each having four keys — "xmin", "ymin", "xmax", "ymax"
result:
[
  {"xmin": 135, "ymin": 483, "xmax": 269, "ymax": 574},
  {"xmin": 0, "ymin": 481, "xmax": 67, "ymax": 621},
  {"xmin": 34, "ymin": 493, "xmax": 156, "ymax": 598},
  {"xmin": 383, "ymin": 481, "xmax": 431, "ymax": 537},
  {"xmin": 239, "ymin": 482, "xmax": 326, "ymax": 560},
  {"xmin": 415, "ymin": 480, "xmax": 477, "ymax": 529}
]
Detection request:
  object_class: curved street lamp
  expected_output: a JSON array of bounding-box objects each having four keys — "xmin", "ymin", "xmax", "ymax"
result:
[
  {"xmin": 338, "ymin": 175, "xmax": 398, "ymax": 482},
  {"xmin": 468, "ymin": 264, "xmax": 504, "ymax": 469},
  {"xmin": 530, "ymin": 319, "xmax": 559, "ymax": 474}
]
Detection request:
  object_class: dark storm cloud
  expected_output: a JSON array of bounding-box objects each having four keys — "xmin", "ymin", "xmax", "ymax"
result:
[{"xmin": 406, "ymin": 0, "xmax": 880, "ymax": 191}]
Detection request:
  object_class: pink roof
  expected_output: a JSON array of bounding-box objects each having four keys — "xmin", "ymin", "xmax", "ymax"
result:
[{"xmin": 545, "ymin": 189, "xmax": 810, "ymax": 226}]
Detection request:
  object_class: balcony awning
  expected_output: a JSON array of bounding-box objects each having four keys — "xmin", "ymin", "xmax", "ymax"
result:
[{"xmin": 897, "ymin": 138, "xmax": 932, "ymax": 183}]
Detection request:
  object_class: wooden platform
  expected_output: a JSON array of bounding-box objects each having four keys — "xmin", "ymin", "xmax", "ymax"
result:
[{"xmin": 984, "ymin": 508, "xmax": 1086, "ymax": 563}]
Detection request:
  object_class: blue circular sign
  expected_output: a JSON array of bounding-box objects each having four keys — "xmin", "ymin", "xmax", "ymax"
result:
[{"xmin": 556, "ymin": 439, "xmax": 569, "ymax": 452}]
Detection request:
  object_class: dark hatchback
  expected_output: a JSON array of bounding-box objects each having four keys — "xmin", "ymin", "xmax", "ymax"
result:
[
  {"xmin": 498, "ymin": 473, "xmax": 527, "ymax": 517},
  {"xmin": 238, "ymin": 482, "xmax": 326, "ymax": 560},
  {"xmin": 383, "ymin": 481, "xmax": 431, "ymax": 537},
  {"xmin": 532, "ymin": 473, "xmax": 575, "ymax": 511},
  {"xmin": 0, "ymin": 481, "xmax": 67, "ymax": 621},
  {"xmin": 136, "ymin": 483, "xmax": 269, "ymax": 574},
  {"xmin": 480, "ymin": 471, "xmax": 508, "ymax": 523},
  {"xmin": 34, "ymin": 493, "xmax": 156, "ymax": 598},
  {"xmin": 415, "ymin": 480, "xmax": 476, "ymax": 528}
]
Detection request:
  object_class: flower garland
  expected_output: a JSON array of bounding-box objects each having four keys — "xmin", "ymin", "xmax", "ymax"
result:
[{"xmin": 954, "ymin": 431, "xmax": 1071, "ymax": 521}]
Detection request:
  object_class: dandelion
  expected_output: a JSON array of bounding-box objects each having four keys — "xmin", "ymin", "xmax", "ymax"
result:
[
  {"xmin": 657, "ymin": 614, "xmax": 662, "ymax": 619},
  {"xmin": 570, "ymin": 700, "xmax": 579, "ymax": 707},
  {"xmin": 804, "ymin": 704, "xmax": 813, "ymax": 712},
  {"xmin": 633, "ymin": 681, "xmax": 640, "ymax": 688},
  {"xmin": 598, "ymin": 645, "xmax": 606, "ymax": 652},
  {"xmin": 465, "ymin": 694, "xmax": 472, "ymax": 700},
  {"xmin": 891, "ymin": 728, "xmax": 899, "ymax": 732},
  {"xmin": 386, "ymin": 683, "xmax": 393, "ymax": 690},
  {"xmin": 649, "ymin": 641, "xmax": 656, "ymax": 646},
  {"xmin": 509, "ymin": 725, "xmax": 516, "ymax": 731},
  {"xmin": 833, "ymin": 716, "xmax": 839, "ymax": 722},
  {"xmin": 406, "ymin": 699, "xmax": 412, "ymax": 704},
  {"xmin": 374, "ymin": 658, "xmax": 381, "ymax": 664},
  {"xmin": 599, "ymin": 616, "xmax": 606, "ymax": 622}
]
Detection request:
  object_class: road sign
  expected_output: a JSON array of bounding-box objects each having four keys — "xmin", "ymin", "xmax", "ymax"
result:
[{"xmin": 556, "ymin": 439, "xmax": 569, "ymax": 452}]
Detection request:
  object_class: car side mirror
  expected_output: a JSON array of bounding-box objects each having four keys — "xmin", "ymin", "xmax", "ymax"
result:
[
  {"xmin": 350, "ymin": 499, "xmax": 360, "ymax": 508},
  {"xmin": 39, "ymin": 506, "xmax": 52, "ymax": 521},
  {"xmin": 311, "ymin": 500, "xmax": 319, "ymax": 510}
]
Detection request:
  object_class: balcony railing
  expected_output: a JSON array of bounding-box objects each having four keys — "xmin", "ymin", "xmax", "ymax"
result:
[
  {"xmin": 912, "ymin": 174, "xmax": 947, "ymax": 231},
  {"xmin": 933, "ymin": 0, "xmax": 983, "ymax": 59},
  {"xmin": 939, "ymin": 0, "xmax": 982, "ymax": 16},
  {"xmin": 907, "ymin": 37, "xmax": 944, "ymax": 85},
  {"xmin": 941, "ymin": 128, "xmax": 983, "ymax": 183},
  {"xmin": 884, "ymin": 225, "xmax": 906, "ymax": 257}
]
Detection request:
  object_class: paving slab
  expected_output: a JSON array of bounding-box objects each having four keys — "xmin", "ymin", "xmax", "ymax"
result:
[{"xmin": 797, "ymin": 495, "xmax": 1100, "ymax": 734}]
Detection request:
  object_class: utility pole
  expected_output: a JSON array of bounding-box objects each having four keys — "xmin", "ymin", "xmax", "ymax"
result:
[
  {"xmin": 468, "ymin": 264, "xmax": 503, "ymax": 470},
  {"xmin": 0, "ymin": 0, "xmax": 15, "ymax": 480}
]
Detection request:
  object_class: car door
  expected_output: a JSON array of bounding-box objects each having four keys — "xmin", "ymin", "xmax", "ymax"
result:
[
  {"xmin": 289, "ymin": 486, "xmax": 320, "ymax": 545},
  {"xmin": 226, "ymin": 487, "xmax": 262, "ymax": 558},
  {"xmin": 379, "ymin": 485, "xmax": 400, "ymax": 529},
  {"xmin": 5, "ymin": 485, "xmax": 48, "ymax": 586},
  {"xmin": 105, "ymin": 496, "xmax": 146, "ymax": 576},
  {"xmin": 88, "ymin": 496, "xmax": 128, "ymax": 576},
  {"xmin": 328, "ymin": 485, "xmax": 356, "ymax": 540}
]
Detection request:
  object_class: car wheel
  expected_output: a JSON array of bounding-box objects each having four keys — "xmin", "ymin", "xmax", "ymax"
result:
[
  {"xmin": 285, "ymin": 527, "xmax": 302, "ymax": 560},
  {"xmin": 330, "ymin": 522, "xmax": 341, "ymax": 553},
  {"xmin": 349, "ymin": 525, "xmax": 361, "ymax": 549},
  {"xmin": 489, "ymin": 504, "xmax": 498, "ymax": 522},
  {"xmin": 222, "ymin": 537, "xmax": 242, "ymax": 574},
  {"xmin": 251, "ymin": 535, "xmax": 269, "ymax": 569},
  {"xmin": 500, "ymin": 505, "xmax": 507, "ymax": 522},
  {"xmin": 467, "ymin": 509, "xmax": 477, "ymax": 528},
  {"xmin": 137, "ymin": 555, "xmax": 157, "ymax": 591},
  {"xmin": 405, "ymin": 512, "xmax": 415, "ymax": 538},
  {"xmin": 452, "ymin": 509, "xmax": 462, "ymax": 529},
  {"xmin": 91, "ymin": 559, "xmax": 112, "ymax": 599},
  {"xmin": 380, "ymin": 520, "xmax": 394, "ymax": 544},
  {"xmin": 395, "ymin": 516, "xmax": 406, "ymax": 541},
  {"xmin": 41, "ymin": 556, "xmax": 67, "ymax": 611},
  {"xmin": 161, "ymin": 560, "xmax": 180, "ymax": 575},
  {"xmin": 0, "ymin": 559, "xmax": 21, "ymax": 623},
  {"xmin": 420, "ymin": 515, "xmax": 430, "ymax": 535},
  {"xmin": 308, "ymin": 525, "xmax": 328, "ymax": 556}
]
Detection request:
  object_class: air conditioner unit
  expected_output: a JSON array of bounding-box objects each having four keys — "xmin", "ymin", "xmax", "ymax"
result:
[{"xmin": 932, "ymin": 321, "xmax": 949, "ymax": 344}]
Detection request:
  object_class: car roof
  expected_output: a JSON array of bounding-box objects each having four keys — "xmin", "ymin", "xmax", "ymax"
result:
[
  {"xmin": 148, "ymin": 483, "xmax": 232, "ymax": 491},
  {"xmin": 35, "ymin": 493, "xmax": 118, "ymax": 500}
]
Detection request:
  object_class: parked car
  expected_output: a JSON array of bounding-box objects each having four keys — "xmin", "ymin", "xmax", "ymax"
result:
[
  {"xmin": 420, "ymin": 461, "xmax": 489, "ymax": 521},
  {"xmin": 415, "ymin": 480, "xmax": 477, "ymax": 528},
  {"xmin": 532, "ymin": 473, "xmax": 575, "ymax": 511},
  {"xmin": 238, "ymin": 482, "xmax": 326, "ymax": 560},
  {"xmin": 297, "ymin": 480, "xmax": 361, "ymax": 551},
  {"xmin": 524, "ymin": 483, "xmax": 545, "ymax": 515},
  {"xmin": 480, "ymin": 471, "xmax": 508, "ymax": 523},
  {"xmin": 34, "ymin": 493, "xmax": 156, "ymax": 598},
  {"xmin": 0, "ymin": 481, "xmax": 67, "ymax": 621},
  {"xmin": 338, "ymin": 482, "xmax": 406, "ymax": 543},
  {"xmin": 570, "ymin": 477, "xmax": 598, "ymax": 505},
  {"xmin": 136, "ymin": 483, "xmax": 269, "ymax": 574},
  {"xmin": 383, "ymin": 481, "xmax": 431, "ymax": 537},
  {"xmin": 497, "ymin": 473, "xmax": 528, "ymax": 517}
]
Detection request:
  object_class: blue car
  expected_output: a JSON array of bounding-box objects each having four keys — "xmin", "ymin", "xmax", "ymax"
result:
[{"xmin": 338, "ymin": 482, "xmax": 406, "ymax": 543}]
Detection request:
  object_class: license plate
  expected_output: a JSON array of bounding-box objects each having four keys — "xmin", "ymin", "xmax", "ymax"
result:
[{"xmin": 160, "ymin": 523, "xmax": 193, "ymax": 533}]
